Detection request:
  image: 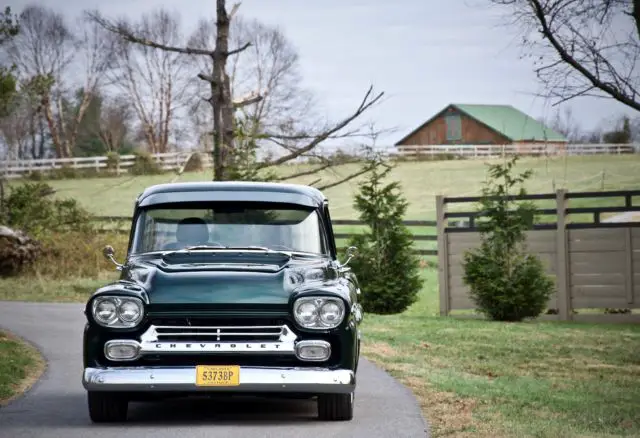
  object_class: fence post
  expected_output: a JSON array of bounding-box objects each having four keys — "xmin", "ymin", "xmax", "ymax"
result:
[
  {"xmin": 625, "ymin": 227, "xmax": 635, "ymax": 305},
  {"xmin": 436, "ymin": 195, "xmax": 450, "ymax": 316},
  {"xmin": 555, "ymin": 189, "xmax": 571, "ymax": 320}
]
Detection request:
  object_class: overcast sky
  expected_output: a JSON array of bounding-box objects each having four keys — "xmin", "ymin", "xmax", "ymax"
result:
[{"xmin": 7, "ymin": 0, "xmax": 637, "ymax": 146}]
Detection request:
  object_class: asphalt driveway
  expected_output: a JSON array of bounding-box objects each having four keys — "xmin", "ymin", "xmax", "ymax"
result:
[{"xmin": 0, "ymin": 301, "xmax": 428, "ymax": 438}]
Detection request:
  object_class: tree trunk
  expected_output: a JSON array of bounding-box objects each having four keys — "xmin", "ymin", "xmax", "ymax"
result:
[{"xmin": 211, "ymin": 0, "xmax": 235, "ymax": 181}]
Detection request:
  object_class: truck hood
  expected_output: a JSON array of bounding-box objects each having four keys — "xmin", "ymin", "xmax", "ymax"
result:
[{"xmin": 106, "ymin": 251, "xmax": 346, "ymax": 310}]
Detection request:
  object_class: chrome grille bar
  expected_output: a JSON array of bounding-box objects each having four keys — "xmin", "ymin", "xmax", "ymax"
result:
[{"xmin": 135, "ymin": 324, "xmax": 298, "ymax": 355}]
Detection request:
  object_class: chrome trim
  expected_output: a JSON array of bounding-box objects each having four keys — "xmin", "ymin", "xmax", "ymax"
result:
[
  {"xmin": 352, "ymin": 303, "xmax": 363, "ymax": 323},
  {"xmin": 142, "ymin": 324, "xmax": 296, "ymax": 343},
  {"xmin": 91, "ymin": 296, "xmax": 144, "ymax": 329},
  {"xmin": 292, "ymin": 296, "xmax": 346, "ymax": 329},
  {"xmin": 294, "ymin": 340, "xmax": 331, "ymax": 362},
  {"xmin": 129, "ymin": 324, "xmax": 298, "ymax": 356},
  {"xmin": 82, "ymin": 366, "xmax": 355, "ymax": 394},
  {"xmin": 104, "ymin": 340, "xmax": 142, "ymax": 361}
]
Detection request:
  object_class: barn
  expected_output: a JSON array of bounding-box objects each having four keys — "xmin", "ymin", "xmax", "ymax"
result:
[{"xmin": 394, "ymin": 103, "xmax": 567, "ymax": 154}]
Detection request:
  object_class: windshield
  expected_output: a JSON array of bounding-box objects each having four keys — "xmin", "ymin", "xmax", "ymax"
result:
[{"xmin": 130, "ymin": 201, "xmax": 328, "ymax": 255}]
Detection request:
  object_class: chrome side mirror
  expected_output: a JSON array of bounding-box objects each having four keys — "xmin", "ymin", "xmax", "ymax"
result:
[
  {"xmin": 341, "ymin": 246, "xmax": 358, "ymax": 266},
  {"xmin": 103, "ymin": 245, "xmax": 123, "ymax": 270}
]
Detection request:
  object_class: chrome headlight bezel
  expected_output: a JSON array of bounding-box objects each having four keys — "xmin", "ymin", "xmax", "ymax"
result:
[
  {"xmin": 292, "ymin": 296, "xmax": 346, "ymax": 330},
  {"xmin": 91, "ymin": 295, "xmax": 145, "ymax": 328}
]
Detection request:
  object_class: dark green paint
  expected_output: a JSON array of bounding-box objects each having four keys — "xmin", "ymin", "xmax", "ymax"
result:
[{"xmin": 83, "ymin": 182, "xmax": 362, "ymax": 374}]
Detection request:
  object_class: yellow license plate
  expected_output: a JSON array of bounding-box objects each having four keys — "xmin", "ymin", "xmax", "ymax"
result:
[{"xmin": 195, "ymin": 365, "xmax": 240, "ymax": 386}]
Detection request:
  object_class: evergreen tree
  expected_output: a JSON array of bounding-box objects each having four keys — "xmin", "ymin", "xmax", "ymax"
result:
[
  {"xmin": 462, "ymin": 156, "xmax": 555, "ymax": 321},
  {"xmin": 346, "ymin": 152, "xmax": 423, "ymax": 314}
]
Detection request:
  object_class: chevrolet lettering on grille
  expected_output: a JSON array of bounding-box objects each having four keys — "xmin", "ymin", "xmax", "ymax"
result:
[{"xmin": 139, "ymin": 324, "xmax": 297, "ymax": 355}]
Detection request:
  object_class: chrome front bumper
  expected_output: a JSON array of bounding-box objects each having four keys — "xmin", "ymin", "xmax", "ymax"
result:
[{"xmin": 82, "ymin": 366, "xmax": 356, "ymax": 394}]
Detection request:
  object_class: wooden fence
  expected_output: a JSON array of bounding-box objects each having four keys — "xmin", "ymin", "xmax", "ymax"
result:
[
  {"xmin": 0, "ymin": 152, "xmax": 200, "ymax": 179},
  {"xmin": 395, "ymin": 143, "xmax": 637, "ymax": 159},
  {"xmin": 436, "ymin": 189, "xmax": 640, "ymax": 323},
  {"xmin": 93, "ymin": 217, "xmax": 439, "ymax": 257},
  {"xmin": 2, "ymin": 143, "xmax": 637, "ymax": 179}
]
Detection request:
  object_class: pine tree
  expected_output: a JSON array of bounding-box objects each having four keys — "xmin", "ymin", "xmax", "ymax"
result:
[{"xmin": 346, "ymin": 153, "xmax": 423, "ymax": 314}]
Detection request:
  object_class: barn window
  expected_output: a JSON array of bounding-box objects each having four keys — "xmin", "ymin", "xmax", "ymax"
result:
[{"xmin": 445, "ymin": 114, "xmax": 462, "ymax": 142}]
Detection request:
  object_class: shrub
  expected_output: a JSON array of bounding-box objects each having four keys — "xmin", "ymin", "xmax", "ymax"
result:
[
  {"xmin": 4, "ymin": 182, "xmax": 93, "ymax": 237},
  {"xmin": 51, "ymin": 165, "xmax": 79, "ymax": 180},
  {"xmin": 131, "ymin": 151, "xmax": 162, "ymax": 175},
  {"xmin": 1, "ymin": 182, "xmax": 99, "ymax": 278},
  {"xmin": 461, "ymin": 156, "xmax": 555, "ymax": 322},
  {"xmin": 30, "ymin": 231, "xmax": 128, "ymax": 279},
  {"xmin": 26, "ymin": 170, "xmax": 44, "ymax": 181},
  {"xmin": 346, "ymin": 152, "xmax": 423, "ymax": 314}
]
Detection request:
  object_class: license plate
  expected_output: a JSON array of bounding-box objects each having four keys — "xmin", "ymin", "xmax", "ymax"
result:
[{"xmin": 195, "ymin": 365, "xmax": 240, "ymax": 386}]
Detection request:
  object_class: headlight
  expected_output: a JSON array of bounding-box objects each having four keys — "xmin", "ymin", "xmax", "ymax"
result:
[
  {"xmin": 293, "ymin": 297, "xmax": 345, "ymax": 329},
  {"xmin": 91, "ymin": 296, "xmax": 144, "ymax": 328}
]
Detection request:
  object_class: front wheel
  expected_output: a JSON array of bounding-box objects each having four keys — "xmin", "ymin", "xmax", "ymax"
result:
[
  {"xmin": 317, "ymin": 392, "xmax": 354, "ymax": 421},
  {"xmin": 87, "ymin": 391, "xmax": 128, "ymax": 423}
]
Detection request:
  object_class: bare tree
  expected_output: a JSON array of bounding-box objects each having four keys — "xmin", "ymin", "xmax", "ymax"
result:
[
  {"xmin": 100, "ymin": 9, "xmax": 192, "ymax": 154},
  {"xmin": 188, "ymin": 16, "xmax": 316, "ymax": 144},
  {"xmin": 6, "ymin": 4, "xmax": 73, "ymax": 157},
  {"xmin": 0, "ymin": 99, "xmax": 31, "ymax": 160},
  {"xmin": 546, "ymin": 106, "xmax": 583, "ymax": 142},
  {"xmin": 87, "ymin": 0, "xmax": 384, "ymax": 182},
  {"xmin": 94, "ymin": 94, "xmax": 132, "ymax": 152},
  {"xmin": 5, "ymin": 5, "xmax": 114, "ymax": 158},
  {"xmin": 489, "ymin": 0, "xmax": 640, "ymax": 112}
]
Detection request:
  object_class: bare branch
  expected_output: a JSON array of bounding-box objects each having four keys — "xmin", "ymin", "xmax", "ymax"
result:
[
  {"xmin": 256, "ymin": 85, "xmax": 384, "ymax": 169},
  {"xmin": 233, "ymin": 91, "xmax": 263, "ymax": 107},
  {"xmin": 316, "ymin": 165, "xmax": 373, "ymax": 191},
  {"xmin": 275, "ymin": 161, "xmax": 334, "ymax": 181},
  {"xmin": 86, "ymin": 10, "xmax": 215, "ymax": 56},
  {"xmin": 489, "ymin": 0, "xmax": 640, "ymax": 111},
  {"xmin": 227, "ymin": 41, "xmax": 251, "ymax": 56}
]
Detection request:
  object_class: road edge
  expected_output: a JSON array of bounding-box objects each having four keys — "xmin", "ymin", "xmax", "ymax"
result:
[
  {"xmin": 0, "ymin": 327, "xmax": 47, "ymax": 408},
  {"xmin": 361, "ymin": 357, "xmax": 431, "ymax": 437}
]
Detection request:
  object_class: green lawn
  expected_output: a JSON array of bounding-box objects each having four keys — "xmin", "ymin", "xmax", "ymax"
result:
[
  {"xmin": 363, "ymin": 270, "xmax": 640, "ymax": 438},
  {"xmin": 11, "ymin": 155, "xmax": 640, "ymax": 219},
  {"xmin": 15, "ymin": 155, "xmax": 639, "ymax": 260},
  {"xmin": 0, "ymin": 330, "xmax": 45, "ymax": 406}
]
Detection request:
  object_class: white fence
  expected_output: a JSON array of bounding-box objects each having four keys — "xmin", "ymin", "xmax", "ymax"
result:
[
  {"xmin": 1, "ymin": 143, "xmax": 637, "ymax": 179},
  {"xmin": 0, "ymin": 152, "xmax": 209, "ymax": 179},
  {"xmin": 394, "ymin": 143, "xmax": 638, "ymax": 158}
]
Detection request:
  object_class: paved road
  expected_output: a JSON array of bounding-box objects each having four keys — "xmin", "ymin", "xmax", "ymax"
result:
[{"xmin": 0, "ymin": 302, "xmax": 428, "ymax": 438}]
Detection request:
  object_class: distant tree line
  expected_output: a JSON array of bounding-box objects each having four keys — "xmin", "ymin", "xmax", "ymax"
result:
[{"xmin": 0, "ymin": 2, "xmax": 384, "ymax": 189}]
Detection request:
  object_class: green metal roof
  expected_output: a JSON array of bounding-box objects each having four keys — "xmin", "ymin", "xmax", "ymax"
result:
[
  {"xmin": 452, "ymin": 104, "xmax": 567, "ymax": 142},
  {"xmin": 394, "ymin": 103, "xmax": 568, "ymax": 145}
]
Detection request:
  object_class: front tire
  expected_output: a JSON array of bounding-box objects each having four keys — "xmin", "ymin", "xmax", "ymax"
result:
[
  {"xmin": 317, "ymin": 392, "xmax": 354, "ymax": 421},
  {"xmin": 87, "ymin": 391, "xmax": 128, "ymax": 423}
]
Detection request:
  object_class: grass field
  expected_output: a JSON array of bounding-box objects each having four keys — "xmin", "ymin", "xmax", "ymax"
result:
[
  {"xmin": 0, "ymin": 330, "xmax": 45, "ymax": 406},
  {"xmin": 1, "ymin": 270, "xmax": 638, "ymax": 437},
  {"xmin": 10, "ymin": 155, "xmax": 640, "ymax": 259},
  {"xmin": 12, "ymin": 155, "xmax": 640, "ymax": 219}
]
